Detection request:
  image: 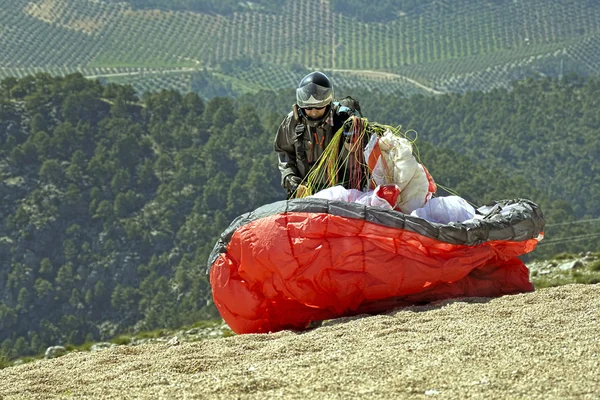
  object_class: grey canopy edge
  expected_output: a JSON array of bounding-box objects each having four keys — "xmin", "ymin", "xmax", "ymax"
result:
[{"xmin": 205, "ymin": 198, "xmax": 545, "ymax": 274}]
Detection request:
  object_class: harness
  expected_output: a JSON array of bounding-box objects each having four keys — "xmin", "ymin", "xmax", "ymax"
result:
[
  {"xmin": 292, "ymin": 102, "xmax": 353, "ymax": 167},
  {"xmin": 289, "ymin": 101, "xmax": 364, "ymax": 193},
  {"xmin": 292, "ymin": 104, "xmax": 309, "ymax": 166},
  {"xmin": 294, "ymin": 122, "xmax": 308, "ymax": 163}
]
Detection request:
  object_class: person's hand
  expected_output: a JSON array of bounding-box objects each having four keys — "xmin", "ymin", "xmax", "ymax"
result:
[
  {"xmin": 296, "ymin": 184, "xmax": 311, "ymax": 198},
  {"xmin": 286, "ymin": 175, "xmax": 302, "ymax": 190},
  {"xmin": 286, "ymin": 175, "xmax": 311, "ymax": 198}
]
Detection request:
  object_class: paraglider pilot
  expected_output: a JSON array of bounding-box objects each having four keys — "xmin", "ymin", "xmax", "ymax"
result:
[{"xmin": 273, "ymin": 71, "xmax": 362, "ymax": 199}]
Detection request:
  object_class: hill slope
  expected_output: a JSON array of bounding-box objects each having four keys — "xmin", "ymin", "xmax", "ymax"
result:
[
  {"xmin": 2, "ymin": 0, "xmax": 600, "ymax": 96},
  {"xmin": 1, "ymin": 284, "xmax": 599, "ymax": 399}
]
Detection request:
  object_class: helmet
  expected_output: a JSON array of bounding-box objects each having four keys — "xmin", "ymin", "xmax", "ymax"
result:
[{"xmin": 296, "ymin": 71, "xmax": 334, "ymax": 109}]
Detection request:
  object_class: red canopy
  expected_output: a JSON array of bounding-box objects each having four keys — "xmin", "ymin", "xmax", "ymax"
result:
[{"xmin": 209, "ymin": 199, "xmax": 543, "ymax": 334}]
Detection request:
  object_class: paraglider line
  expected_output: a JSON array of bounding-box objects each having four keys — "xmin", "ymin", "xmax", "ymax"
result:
[
  {"xmin": 545, "ymin": 217, "xmax": 600, "ymax": 228},
  {"xmin": 536, "ymin": 232, "xmax": 600, "ymax": 246}
]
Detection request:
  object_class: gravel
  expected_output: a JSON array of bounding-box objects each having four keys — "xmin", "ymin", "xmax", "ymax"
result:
[{"xmin": 1, "ymin": 283, "xmax": 599, "ymax": 399}]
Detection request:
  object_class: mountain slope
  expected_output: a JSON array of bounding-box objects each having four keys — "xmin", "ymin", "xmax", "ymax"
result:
[
  {"xmin": 2, "ymin": 0, "xmax": 600, "ymax": 96},
  {"xmin": 1, "ymin": 284, "xmax": 598, "ymax": 399}
]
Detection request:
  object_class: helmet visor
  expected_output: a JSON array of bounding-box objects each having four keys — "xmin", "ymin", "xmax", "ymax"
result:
[{"xmin": 296, "ymin": 83, "xmax": 334, "ymax": 108}]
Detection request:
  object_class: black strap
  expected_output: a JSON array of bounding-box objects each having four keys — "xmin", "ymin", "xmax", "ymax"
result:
[{"xmin": 294, "ymin": 122, "xmax": 307, "ymax": 162}]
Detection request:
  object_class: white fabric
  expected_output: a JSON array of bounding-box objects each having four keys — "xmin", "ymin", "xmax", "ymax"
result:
[
  {"xmin": 410, "ymin": 196, "xmax": 476, "ymax": 224},
  {"xmin": 364, "ymin": 130, "xmax": 430, "ymax": 213},
  {"xmin": 312, "ymin": 187, "xmax": 476, "ymax": 225},
  {"xmin": 311, "ymin": 186, "xmax": 476, "ymax": 225},
  {"xmin": 310, "ymin": 185, "xmax": 395, "ymax": 210},
  {"xmin": 311, "ymin": 185, "xmax": 363, "ymax": 202}
]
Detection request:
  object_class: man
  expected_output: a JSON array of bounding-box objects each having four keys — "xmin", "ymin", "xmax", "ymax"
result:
[{"xmin": 274, "ymin": 71, "xmax": 362, "ymax": 198}]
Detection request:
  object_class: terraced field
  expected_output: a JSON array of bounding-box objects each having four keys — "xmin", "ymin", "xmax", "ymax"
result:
[{"xmin": 2, "ymin": 0, "xmax": 600, "ymax": 96}]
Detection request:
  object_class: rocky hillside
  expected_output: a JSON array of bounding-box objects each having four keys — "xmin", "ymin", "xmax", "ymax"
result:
[
  {"xmin": 528, "ymin": 252, "xmax": 600, "ymax": 287},
  {"xmin": 1, "ymin": 283, "xmax": 598, "ymax": 399}
]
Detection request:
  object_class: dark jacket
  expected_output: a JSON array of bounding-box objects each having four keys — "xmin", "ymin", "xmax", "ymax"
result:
[{"xmin": 274, "ymin": 103, "xmax": 358, "ymax": 193}]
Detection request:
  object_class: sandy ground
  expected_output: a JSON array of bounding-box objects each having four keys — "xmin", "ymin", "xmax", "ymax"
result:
[{"xmin": 1, "ymin": 283, "xmax": 599, "ymax": 400}]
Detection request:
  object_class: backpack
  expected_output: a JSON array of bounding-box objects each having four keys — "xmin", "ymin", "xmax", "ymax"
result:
[{"xmin": 334, "ymin": 96, "xmax": 362, "ymax": 118}]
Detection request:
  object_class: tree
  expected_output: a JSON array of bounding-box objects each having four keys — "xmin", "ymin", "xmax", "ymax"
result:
[
  {"xmin": 38, "ymin": 319, "xmax": 60, "ymax": 346},
  {"xmin": 113, "ymin": 132, "xmax": 142, "ymax": 171},
  {"xmin": 62, "ymin": 92, "xmax": 107, "ymax": 126},
  {"xmin": 208, "ymin": 97, "xmax": 236, "ymax": 129},
  {"xmin": 64, "ymin": 184, "xmax": 85, "ymax": 216},
  {"xmin": 93, "ymin": 200, "xmax": 113, "ymax": 220},
  {"xmin": 51, "ymin": 122, "xmax": 79, "ymax": 160},
  {"xmin": 39, "ymin": 159, "xmax": 65, "ymax": 185},
  {"xmin": 61, "ymin": 314, "xmax": 85, "ymax": 345},
  {"xmin": 63, "ymin": 239, "xmax": 78, "ymax": 262},
  {"xmin": 66, "ymin": 150, "xmax": 87, "ymax": 182},
  {"xmin": 111, "ymin": 169, "xmax": 131, "ymax": 192},
  {"xmin": 87, "ymin": 145, "xmax": 114, "ymax": 186},
  {"xmin": 29, "ymin": 333, "xmax": 44, "ymax": 355},
  {"xmin": 94, "ymin": 281, "xmax": 106, "ymax": 301},
  {"xmin": 153, "ymin": 154, "xmax": 173, "ymax": 181},
  {"xmin": 201, "ymin": 172, "xmax": 230, "ymax": 212},
  {"xmin": 29, "ymin": 113, "xmax": 48, "ymax": 134},
  {"xmin": 9, "ymin": 146, "xmax": 25, "ymax": 167},
  {"xmin": 182, "ymin": 92, "xmax": 205, "ymax": 117},
  {"xmin": 0, "ymin": 76, "xmax": 18, "ymax": 97},
  {"xmin": 34, "ymin": 278, "xmax": 54, "ymax": 300},
  {"xmin": 13, "ymin": 337, "xmax": 29, "ymax": 357},
  {"xmin": 7, "ymin": 263, "xmax": 29, "ymax": 292},
  {"xmin": 69, "ymin": 289, "xmax": 83, "ymax": 309},
  {"xmin": 111, "ymin": 284, "xmax": 140, "ymax": 316},
  {"xmin": 1, "ymin": 339, "xmax": 14, "ymax": 359},
  {"xmin": 0, "ymin": 305, "xmax": 17, "ymax": 333},
  {"xmin": 17, "ymin": 288, "xmax": 32, "ymax": 311},
  {"xmin": 113, "ymin": 191, "xmax": 140, "ymax": 218},
  {"xmin": 143, "ymin": 89, "xmax": 182, "ymax": 124},
  {"xmin": 55, "ymin": 263, "xmax": 75, "ymax": 292},
  {"xmin": 137, "ymin": 159, "xmax": 159, "ymax": 190},
  {"xmin": 31, "ymin": 131, "xmax": 51, "ymax": 159},
  {"xmin": 19, "ymin": 141, "xmax": 39, "ymax": 166}
]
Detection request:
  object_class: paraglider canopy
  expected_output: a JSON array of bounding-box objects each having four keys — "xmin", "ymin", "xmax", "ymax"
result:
[{"xmin": 208, "ymin": 196, "xmax": 544, "ymax": 334}]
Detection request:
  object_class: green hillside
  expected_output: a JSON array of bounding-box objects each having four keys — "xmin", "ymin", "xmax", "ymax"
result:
[
  {"xmin": 1, "ymin": 73, "xmax": 599, "ymax": 363},
  {"xmin": 2, "ymin": 0, "xmax": 600, "ymax": 96}
]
